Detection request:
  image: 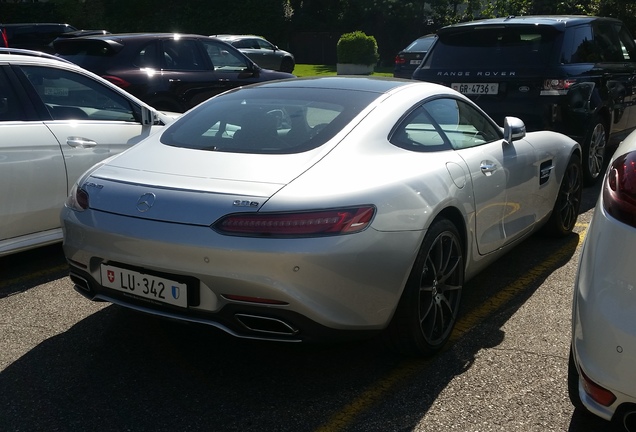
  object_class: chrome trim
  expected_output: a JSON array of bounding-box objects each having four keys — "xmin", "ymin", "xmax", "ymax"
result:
[{"xmin": 235, "ymin": 313, "xmax": 300, "ymax": 336}]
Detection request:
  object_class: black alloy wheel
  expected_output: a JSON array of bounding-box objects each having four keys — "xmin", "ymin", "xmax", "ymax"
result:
[
  {"xmin": 542, "ymin": 155, "xmax": 583, "ymax": 237},
  {"xmin": 583, "ymin": 118, "xmax": 607, "ymax": 186},
  {"xmin": 388, "ymin": 218, "xmax": 464, "ymax": 356}
]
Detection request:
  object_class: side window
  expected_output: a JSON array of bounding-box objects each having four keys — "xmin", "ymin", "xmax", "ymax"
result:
[
  {"xmin": 134, "ymin": 42, "xmax": 160, "ymax": 68},
  {"xmin": 0, "ymin": 67, "xmax": 25, "ymax": 121},
  {"xmin": 615, "ymin": 23, "xmax": 636, "ymax": 61},
  {"xmin": 563, "ymin": 26, "xmax": 600, "ymax": 63},
  {"xmin": 20, "ymin": 65, "xmax": 138, "ymax": 122},
  {"xmin": 201, "ymin": 40, "xmax": 249, "ymax": 71},
  {"xmin": 593, "ymin": 22, "xmax": 624, "ymax": 62},
  {"xmin": 424, "ymin": 98, "xmax": 501, "ymax": 149},
  {"xmin": 256, "ymin": 39, "xmax": 273, "ymax": 50},
  {"xmin": 162, "ymin": 39, "xmax": 206, "ymax": 71},
  {"xmin": 390, "ymin": 105, "xmax": 449, "ymax": 152},
  {"xmin": 232, "ymin": 39, "xmax": 252, "ymax": 49}
]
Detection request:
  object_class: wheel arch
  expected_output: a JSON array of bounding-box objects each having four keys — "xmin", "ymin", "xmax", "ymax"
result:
[
  {"xmin": 430, "ymin": 205, "xmax": 468, "ymax": 261},
  {"xmin": 595, "ymin": 106, "xmax": 612, "ymax": 139}
]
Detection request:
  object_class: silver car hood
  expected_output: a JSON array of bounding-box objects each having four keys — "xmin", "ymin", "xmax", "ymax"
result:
[{"xmin": 85, "ymin": 141, "xmax": 328, "ymax": 225}]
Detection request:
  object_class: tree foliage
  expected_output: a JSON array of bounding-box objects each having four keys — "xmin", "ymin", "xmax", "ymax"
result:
[{"xmin": 1, "ymin": 0, "xmax": 636, "ymax": 64}]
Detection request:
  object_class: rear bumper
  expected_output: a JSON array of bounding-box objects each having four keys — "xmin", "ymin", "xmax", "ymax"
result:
[
  {"xmin": 571, "ymin": 201, "xmax": 636, "ymax": 421},
  {"xmin": 62, "ymin": 206, "xmax": 423, "ymax": 341}
]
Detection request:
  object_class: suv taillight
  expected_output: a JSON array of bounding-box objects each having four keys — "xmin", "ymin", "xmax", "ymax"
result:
[
  {"xmin": 540, "ymin": 79, "xmax": 577, "ymax": 96},
  {"xmin": 102, "ymin": 75, "xmax": 131, "ymax": 89},
  {"xmin": 1, "ymin": 28, "xmax": 8, "ymax": 48},
  {"xmin": 395, "ymin": 55, "xmax": 406, "ymax": 65},
  {"xmin": 603, "ymin": 151, "xmax": 636, "ymax": 228}
]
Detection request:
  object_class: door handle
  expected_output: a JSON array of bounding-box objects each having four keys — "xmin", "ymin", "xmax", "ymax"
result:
[
  {"xmin": 67, "ymin": 137, "xmax": 97, "ymax": 148},
  {"xmin": 480, "ymin": 161, "xmax": 498, "ymax": 175}
]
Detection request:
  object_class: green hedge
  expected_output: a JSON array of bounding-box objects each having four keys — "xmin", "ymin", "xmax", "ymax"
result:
[{"xmin": 336, "ymin": 31, "xmax": 379, "ymax": 65}]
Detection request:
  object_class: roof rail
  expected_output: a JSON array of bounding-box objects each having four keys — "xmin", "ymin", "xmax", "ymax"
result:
[{"xmin": 0, "ymin": 47, "xmax": 74, "ymax": 64}]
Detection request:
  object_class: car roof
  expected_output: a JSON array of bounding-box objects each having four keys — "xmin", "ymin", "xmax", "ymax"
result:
[
  {"xmin": 214, "ymin": 34, "xmax": 265, "ymax": 40},
  {"xmin": 0, "ymin": 22, "xmax": 76, "ymax": 28},
  {"xmin": 438, "ymin": 15, "xmax": 622, "ymax": 34},
  {"xmin": 0, "ymin": 48, "xmax": 75, "ymax": 65},
  {"xmin": 244, "ymin": 75, "xmax": 427, "ymax": 94},
  {"xmin": 53, "ymin": 33, "xmax": 229, "ymax": 54},
  {"xmin": 55, "ymin": 32, "xmax": 220, "ymax": 45}
]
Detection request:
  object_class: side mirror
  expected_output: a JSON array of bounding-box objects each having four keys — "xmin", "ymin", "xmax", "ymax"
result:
[{"xmin": 503, "ymin": 116, "xmax": 526, "ymax": 144}]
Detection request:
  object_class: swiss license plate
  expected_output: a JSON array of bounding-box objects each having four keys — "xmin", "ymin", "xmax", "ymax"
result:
[
  {"xmin": 101, "ymin": 264, "xmax": 188, "ymax": 308},
  {"xmin": 409, "ymin": 59, "xmax": 422, "ymax": 65},
  {"xmin": 452, "ymin": 83, "xmax": 499, "ymax": 95}
]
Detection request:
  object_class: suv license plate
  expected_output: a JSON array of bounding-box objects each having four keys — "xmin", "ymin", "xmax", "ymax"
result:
[
  {"xmin": 452, "ymin": 83, "xmax": 499, "ymax": 95},
  {"xmin": 101, "ymin": 264, "xmax": 188, "ymax": 308}
]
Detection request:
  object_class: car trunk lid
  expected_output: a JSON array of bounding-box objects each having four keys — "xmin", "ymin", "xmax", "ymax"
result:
[{"xmin": 84, "ymin": 140, "xmax": 328, "ymax": 225}]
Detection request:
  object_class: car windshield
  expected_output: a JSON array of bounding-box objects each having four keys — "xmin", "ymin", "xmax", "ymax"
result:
[
  {"xmin": 160, "ymin": 86, "xmax": 379, "ymax": 154},
  {"xmin": 424, "ymin": 25, "xmax": 559, "ymax": 67}
]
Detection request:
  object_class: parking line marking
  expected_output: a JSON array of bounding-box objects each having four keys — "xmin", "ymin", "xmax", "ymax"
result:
[
  {"xmin": 314, "ymin": 225, "xmax": 588, "ymax": 432},
  {"xmin": 0, "ymin": 264, "xmax": 67, "ymax": 294}
]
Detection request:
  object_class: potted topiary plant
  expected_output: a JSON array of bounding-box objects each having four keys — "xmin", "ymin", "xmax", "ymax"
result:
[{"xmin": 336, "ymin": 31, "xmax": 379, "ymax": 75}]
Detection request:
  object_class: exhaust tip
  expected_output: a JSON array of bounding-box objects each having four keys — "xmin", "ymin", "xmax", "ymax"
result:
[
  {"xmin": 235, "ymin": 313, "xmax": 299, "ymax": 336},
  {"xmin": 69, "ymin": 273, "xmax": 91, "ymax": 292}
]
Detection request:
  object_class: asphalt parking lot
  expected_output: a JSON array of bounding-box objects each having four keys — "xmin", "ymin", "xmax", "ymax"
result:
[{"xmin": 0, "ymin": 181, "xmax": 616, "ymax": 432}]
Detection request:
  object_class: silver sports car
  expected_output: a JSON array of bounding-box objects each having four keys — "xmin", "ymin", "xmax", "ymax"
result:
[{"xmin": 61, "ymin": 77, "xmax": 582, "ymax": 356}]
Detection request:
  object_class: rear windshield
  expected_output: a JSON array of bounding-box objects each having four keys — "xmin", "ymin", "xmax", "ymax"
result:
[
  {"xmin": 424, "ymin": 25, "xmax": 559, "ymax": 67},
  {"xmin": 405, "ymin": 36, "xmax": 435, "ymax": 52},
  {"xmin": 160, "ymin": 86, "xmax": 379, "ymax": 154},
  {"xmin": 55, "ymin": 40, "xmax": 115, "ymax": 70}
]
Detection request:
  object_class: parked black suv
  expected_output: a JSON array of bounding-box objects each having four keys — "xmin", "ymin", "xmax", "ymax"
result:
[
  {"xmin": 413, "ymin": 15, "xmax": 636, "ymax": 184},
  {"xmin": 53, "ymin": 33, "xmax": 295, "ymax": 112}
]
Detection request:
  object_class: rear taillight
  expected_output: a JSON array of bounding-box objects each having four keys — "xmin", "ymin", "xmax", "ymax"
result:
[
  {"xmin": 540, "ymin": 79, "xmax": 577, "ymax": 96},
  {"xmin": 102, "ymin": 75, "xmax": 131, "ymax": 89},
  {"xmin": 213, "ymin": 206, "xmax": 376, "ymax": 237},
  {"xmin": 1, "ymin": 28, "xmax": 8, "ymax": 48},
  {"xmin": 395, "ymin": 55, "xmax": 406, "ymax": 65},
  {"xmin": 65, "ymin": 183, "xmax": 89, "ymax": 211},
  {"xmin": 603, "ymin": 151, "xmax": 636, "ymax": 228},
  {"xmin": 580, "ymin": 368, "xmax": 617, "ymax": 407}
]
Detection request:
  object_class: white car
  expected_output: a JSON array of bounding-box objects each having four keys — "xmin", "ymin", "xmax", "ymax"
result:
[
  {"xmin": 61, "ymin": 77, "xmax": 581, "ymax": 356},
  {"xmin": 0, "ymin": 48, "xmax": 177, "ymax": 256},
  {"xmin": 214, "ymin": 34, "xmax": 295, "ymax": 73},
  {"xmin": 569, "ymin": 130, "xmax": 636, "ymax": 431}
]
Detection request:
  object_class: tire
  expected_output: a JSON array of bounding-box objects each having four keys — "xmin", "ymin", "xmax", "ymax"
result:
[
  {"xmin": 280, "ymin": 57, "xmax": 295, "ymax": 73},
  {"xmin": 542, "ymin": 155, "xmax": 582, "ymax": 237},
  {"xmin": 387, "ymin": 218, "xmax": 464, "ymax": 356},
  {"xmin": 582, "ymin": 117, "xmax": 607, "ymax": 186}
]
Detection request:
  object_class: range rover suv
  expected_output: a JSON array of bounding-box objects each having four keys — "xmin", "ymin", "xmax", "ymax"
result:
[{"xmin": 413, "ymin": 15, "xmax": 636, "ymax": 185}]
